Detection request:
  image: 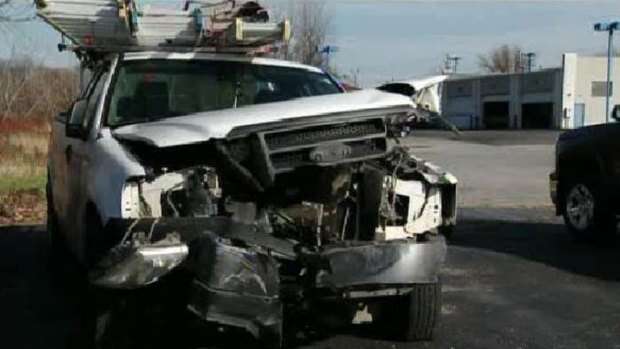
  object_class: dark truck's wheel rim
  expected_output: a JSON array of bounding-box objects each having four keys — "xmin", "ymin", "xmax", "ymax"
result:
[{"xmin": 566, "ymin": 184, "xmax": 595, "ymax": 231}]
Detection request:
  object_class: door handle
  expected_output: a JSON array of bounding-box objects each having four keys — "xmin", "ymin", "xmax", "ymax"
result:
[{"xmin": 65, "ymin": 145, "xmax": 73, "ymax": 162}]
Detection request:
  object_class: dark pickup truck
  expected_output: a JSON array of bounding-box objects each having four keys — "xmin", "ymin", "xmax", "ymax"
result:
[{"xmin": 550, "ymin": 105, "xmax": 620, "ymax": 238}]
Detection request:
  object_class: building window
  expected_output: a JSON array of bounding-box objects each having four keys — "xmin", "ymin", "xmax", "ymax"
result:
[{"xmin": 592, "ymin": 81, "xmax": 613, "ymax": 97}]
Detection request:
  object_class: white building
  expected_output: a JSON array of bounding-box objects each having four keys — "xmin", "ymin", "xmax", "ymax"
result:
[
  {"xmin": 562, "ymin": 53, "xmax": 620, "ymax": 128},
  {"xmin": 441, "ymin": 53, "xmax": 620, "ymax": 130}
]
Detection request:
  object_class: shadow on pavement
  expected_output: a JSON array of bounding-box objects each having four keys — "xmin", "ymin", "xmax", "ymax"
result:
[
  {"xmin": 0, "ymin": 225, "xmax": 91, "ymax": 349},
  {"xmin": 453, "ymin": 211, "xmax": 620, "ymax": 282},
  {"xmin": 3, "ymin": 207, "xmax": 619, "ymax": 348}
]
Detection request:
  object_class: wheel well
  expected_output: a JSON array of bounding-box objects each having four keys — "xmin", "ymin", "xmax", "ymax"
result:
[
  {"xmin": 558, "ymin": 157, "xmax": 602, "ymax": 215},
  {"xmin": 84, "ymin": 201, "xmax": 105, "ymax": 266}
]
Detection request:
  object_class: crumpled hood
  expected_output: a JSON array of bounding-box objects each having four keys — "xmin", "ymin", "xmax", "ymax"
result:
[{"xmin": 112, "ymin": 89, "xmax": 414, "ymax": 148}]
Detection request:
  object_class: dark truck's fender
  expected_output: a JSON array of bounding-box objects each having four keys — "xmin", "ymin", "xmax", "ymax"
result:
[{"xmin": 554, "ymin": 128, "xmax": 607, "ymax": 215}]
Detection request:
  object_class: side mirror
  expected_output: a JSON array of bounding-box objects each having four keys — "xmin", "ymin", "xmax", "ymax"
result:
[
  {"xmin": 66, "ymin": 99, "xmax": 88, "ymax": 139},
  {"xmin": 613, "ymin": 105, "xmax": 620, "ymax": 122},
  {"xmin": 58, "ymin": 111, "xmax": 69, "ymax": 122}
]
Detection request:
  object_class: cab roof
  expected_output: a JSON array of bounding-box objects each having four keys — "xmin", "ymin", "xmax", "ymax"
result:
[{"xmin": 121, "ymin": 51, "xmax": 325, "ymax": 74}]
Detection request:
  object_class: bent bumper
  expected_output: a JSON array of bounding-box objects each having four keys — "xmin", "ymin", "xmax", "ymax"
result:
[
  {"xmin": 316, "ymin": 235, "xmax": 447, "ymax": 290},
  {"xmin": 94, "ymin": 217, "xmax": 447, "ymax": 338}
]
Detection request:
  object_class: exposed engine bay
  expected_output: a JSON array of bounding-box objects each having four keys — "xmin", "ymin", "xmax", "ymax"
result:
[
  {"xmin": 119, "ymin": 117, "xmax": 456, "ymax": 244},
  {"xmin": 91, "ymin": 113, "xmax": 456, "ymax": 346}
]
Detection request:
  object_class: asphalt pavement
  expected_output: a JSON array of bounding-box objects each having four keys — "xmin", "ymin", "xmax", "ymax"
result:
[{"xmin": 2, "ymin": 130, "xmax": 620, "ymax": 349}]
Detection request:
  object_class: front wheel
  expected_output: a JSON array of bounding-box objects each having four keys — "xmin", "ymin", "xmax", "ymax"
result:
[
  {"xmin": 373, "ymin": 282, "xmax": 441, "ymax": 341},
  {"xmin": 562, "ymin": 180, "xmax": 616, "ymax": 240}
]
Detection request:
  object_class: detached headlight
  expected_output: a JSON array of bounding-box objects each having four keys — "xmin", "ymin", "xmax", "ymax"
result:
[{"xmin": 90, "ymin": 238, "xmax": 189, "ymax": 289}]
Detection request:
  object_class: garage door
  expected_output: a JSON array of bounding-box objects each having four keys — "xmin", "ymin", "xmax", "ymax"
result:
[
  {"xmin": 522, "ymin": 103, "xmax": 553, "ymax": 129},
  {"xmin": 483, "ymin": 102, "xmax": 510, "ymax": 129}
]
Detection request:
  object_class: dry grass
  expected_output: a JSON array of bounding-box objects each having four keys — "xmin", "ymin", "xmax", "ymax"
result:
[
  {"xmin": 0, "ymin": 119, "xmax": 49, "ymax": 225},
  {"xmin": 0, "ymin": 58, "xmax": 77, "ymax": 225}
]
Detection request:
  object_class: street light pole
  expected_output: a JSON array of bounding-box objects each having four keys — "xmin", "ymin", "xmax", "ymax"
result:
[
  {"xmin": 594, "ymin": 21, "xmax": 619, "ymax": 123},
  {"xmin": 522, "ymin": 52, "xmax": 536, "ymax": 73},
  {"xmin": 606, "ymin": 30, "xmax": 614, "ymax": 123}
]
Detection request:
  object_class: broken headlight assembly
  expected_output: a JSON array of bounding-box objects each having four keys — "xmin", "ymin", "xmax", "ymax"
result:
[{"xmin": 90, "ymin": 234, "xmax": 189, "ymax": 289}]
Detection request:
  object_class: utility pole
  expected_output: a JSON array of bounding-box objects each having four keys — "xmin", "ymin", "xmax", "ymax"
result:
[
  {"xmin": 319, "ymin": 45, "xmax": 339, "ymax": 71},
  {"xmin": 445, "ymin": 55, "xmax": 462, "ymax": 74},
  {"xmin": 594, "ymin": 21, "xmax": 619, "ymax": 123},
  {"xmin": 521, "ymin": 52, "xmax": 536, "ymax": 72}
]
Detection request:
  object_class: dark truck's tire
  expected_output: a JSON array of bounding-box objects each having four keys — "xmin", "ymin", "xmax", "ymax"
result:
[
  {"xmin": 562, "ymin": 179, "xmax": 616, "ymax": 240},
  {"xmin": 373, "ymin": 282, "xmax": 441, "ymax": 341}
]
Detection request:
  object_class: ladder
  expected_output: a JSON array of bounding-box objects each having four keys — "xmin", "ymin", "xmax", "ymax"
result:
[{"xmin": 35, "ymin": 0, "xmax": 290, "ymax": 54}]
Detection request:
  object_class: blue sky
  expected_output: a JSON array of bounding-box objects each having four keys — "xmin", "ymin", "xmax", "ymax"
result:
[{"xmin": 2, "ymin": 0, "xmax": 619, "ymax": 86}]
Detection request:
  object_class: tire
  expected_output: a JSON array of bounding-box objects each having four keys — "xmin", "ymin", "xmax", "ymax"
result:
[
  {"xmin": 402, "ymin": 283, "xmax": 441, "ymax": 341},
  {"xmin": 373, "ymin": 282, "xmax": 441, "ymax": 341},
  {"xmin": 562, "ymin": 179, "xmax": 616, "ymax": 240}
]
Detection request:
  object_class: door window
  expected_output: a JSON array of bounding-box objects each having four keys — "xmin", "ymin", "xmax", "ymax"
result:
[
  {"xmin": 67, "ymin": 69, "xmax": 109, "ymax": 135},
  {"xmin": 82, "ymin": 71, "xmax": 109, "ymax": 132},
  {"xmin": 67, "ymin": 71, "xmax": 102, "ymax": 131}
]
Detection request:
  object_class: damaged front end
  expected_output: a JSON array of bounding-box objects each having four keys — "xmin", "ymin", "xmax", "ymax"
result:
[{"xmin": 91, "ymin": 95, "xmax": 457, "ymax": 344}]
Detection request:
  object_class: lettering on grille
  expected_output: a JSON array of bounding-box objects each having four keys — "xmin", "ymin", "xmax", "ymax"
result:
[
  {"xmin": 260, "ymin": 118, "xmax": 388, "ymax": 174},
  {"xmin": 265, "ymin": 120, "xmax": 385, "ymax": 150}
]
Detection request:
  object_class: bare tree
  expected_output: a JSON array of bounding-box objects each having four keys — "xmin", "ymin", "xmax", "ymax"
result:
[
  {"xmin": 478, "ymin": 45, "xmax": 524, "ymax": 73},
  {"xmin": 276, "ymin": 0, "xmax": 330, "ymax": 68},
  {"xmin": 0, "ymin": 51, "xmax": 78, "ymax": 121}
]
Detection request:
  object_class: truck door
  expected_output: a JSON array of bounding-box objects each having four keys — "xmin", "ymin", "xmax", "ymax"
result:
[
  {"xmin": 62, "ymin": 68, "xmax": 109, "ymax": 257},
  {"xmin": 595, "ymin": 114, "xmax": 620, "ymax": 213},
  {"xmin": 49, "ymin": 111, "xmax": 73, "ymax": 231},
  {"xmin": 605, "ymin": 121, "xmax": 620, "ymax": 211},
  {"xmin": 50, "ymin": 71, "xmax": 98, "ymax": 238}
]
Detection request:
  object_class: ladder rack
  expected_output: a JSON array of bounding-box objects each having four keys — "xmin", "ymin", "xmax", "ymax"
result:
[{"xmin": 35, "ymin": 0, "xmax": 290, "ymax": 56}]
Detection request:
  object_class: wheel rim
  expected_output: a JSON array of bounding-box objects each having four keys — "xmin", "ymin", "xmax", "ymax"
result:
[{"xmin": 566, "ymin": 184, "xmax": 595, "ymax": 231}]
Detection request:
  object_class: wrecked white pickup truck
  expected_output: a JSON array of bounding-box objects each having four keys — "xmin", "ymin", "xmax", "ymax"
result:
[
  {"xmin": 47, "ymin": 51, "xmax": 456, "ymax": 349},
  {"xmin": 40, "ymin": 1, "xmax": 457, "ymax": 348}
]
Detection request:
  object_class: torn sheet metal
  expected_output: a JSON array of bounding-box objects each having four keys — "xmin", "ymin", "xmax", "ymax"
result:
[
  {"xmin": 378, "ymin": 75, "xmax": 447, "ymax": 114},
  {"xmin": 315, "ymin": 236, "xmax": 447, "ymax": 289},
  {"xmin": 187, "ymin": 231, "xmax": 282, "ymax": 342},
  {"xmin": 99, "ymin": 217, "xmax": 297, "ymax": 260}
]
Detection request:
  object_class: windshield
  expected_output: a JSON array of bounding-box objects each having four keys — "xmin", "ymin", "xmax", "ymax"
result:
[{"xmin": 106, "ymin": 59, "xmax": 342, "ymax": 127}]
